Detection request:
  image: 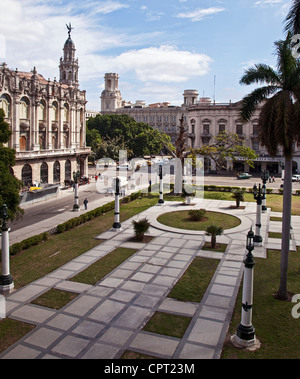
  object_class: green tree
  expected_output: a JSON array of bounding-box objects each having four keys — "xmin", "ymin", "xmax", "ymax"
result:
[
  {"xmin": 187, "ymin": 132, "xmax": 258, "ymax": 171},
  {"xmin": 0, "ymin": 109, "xmax": 23, "ymax": 221},
  {"xmin": 87, "ymin": 114, "xmax": 171, "ymax": 158},
  {"xmin": 239, "ymin": 34, "xmax": 300, "ymax": 300}
]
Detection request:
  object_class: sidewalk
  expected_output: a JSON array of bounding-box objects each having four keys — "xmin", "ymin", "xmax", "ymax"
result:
[{"xmin": 1, "ymin": 198, "xmax": 298, "ymax": 359}]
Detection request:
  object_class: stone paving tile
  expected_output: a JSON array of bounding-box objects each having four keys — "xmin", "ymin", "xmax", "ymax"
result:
[
  {"xmin": 51, "ymin": 335, "xmax": 91, "ymax": 358},
  {"xmin": 81, "ymin": 342, "xmax": 120, "ymax": 359},
  {"xmin": 10, "ymin": 305, "xmax": 56, "ymax": 325},
  {"xmin": 72, "ymin": 320, "xmax": 106, "ymax": 338},
  {"xmin": 46, "ymin": 313, "xmax": 80, "ymax": 331},
  {"xmin": 88, "ymin": 300, "xmax": 126, "ymax": 323},
  {"xmin": 187, "ymin": 318, "xmax": 224, "ymax": 346},
  {"xmin": 129, "ymin": 332, "xmax": 180, "ymax": 358},
  {"xmin": 1, "ymin": 344, "xmax": 42, "ymax": 359},
  {"xmin": 177, "ymin": 342, "xmax": 215, "ymax": 359},
  {"xmin": 24, "ymin": 327, "xmax": 63, "ymax": 349}
]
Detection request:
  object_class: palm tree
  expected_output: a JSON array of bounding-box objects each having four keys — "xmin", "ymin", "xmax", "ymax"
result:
[
  {"xmin": 231, "ymin": 189, "xmax": 244, "ymax": 208},
  {"xmin": 239, "ymin": 34, "xmax": 300, "ymax": 300},
  {"xmin": 206, "ymin": 225, "xmax": 223, "ymax": 249},
  {"xmin": 132, "ymin": 218, "xmax": 150, "ymax": 241}
]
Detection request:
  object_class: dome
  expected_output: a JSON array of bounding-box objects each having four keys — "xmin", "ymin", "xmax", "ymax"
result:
[{"xmin": 64, "ymin": 37, "xmax": 75, "ymax": 47}]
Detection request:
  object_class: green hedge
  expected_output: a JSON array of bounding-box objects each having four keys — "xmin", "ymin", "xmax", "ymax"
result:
[{"xmin": 1, "ymin": 232, "xmax": 49, "ymax": 258}]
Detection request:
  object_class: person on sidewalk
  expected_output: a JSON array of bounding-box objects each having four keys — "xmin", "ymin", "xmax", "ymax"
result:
[{"xmin": 83, "ymin": 198, "xmax": 88, "ymax": 210}]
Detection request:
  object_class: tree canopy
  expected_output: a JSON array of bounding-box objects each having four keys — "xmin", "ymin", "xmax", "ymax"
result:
[
  {"xmin": 86, "ymin": 114, "xmax": 173, "ymax": 160},
  {"xmin": 187, "ymin": 132, "xmax": 258, "ymax": 171},
  {"xmin": 0, "ymin": 109, "xmax": 23, "ymax": 221}
]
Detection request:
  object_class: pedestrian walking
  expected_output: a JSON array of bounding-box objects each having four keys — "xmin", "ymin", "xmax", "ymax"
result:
[{"xmin": 83, "ymin": 198, "xmax": 88, "ymax": 210}]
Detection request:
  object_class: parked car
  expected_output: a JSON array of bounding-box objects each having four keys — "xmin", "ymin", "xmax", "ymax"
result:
[
  {"xmin": 292, "ymin": 175, "xmax": 300, "ymax": 182},
  {"xmin": 237, "ymin": 173, "xmax": 252, "ymax": 180},
  {"xmin": 116, "ymin": 164, "xmax": 131, "ymax": 171}
]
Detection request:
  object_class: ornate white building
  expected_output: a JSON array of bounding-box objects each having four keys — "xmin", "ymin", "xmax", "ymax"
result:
[
  {"xmin": 101, "ymin": 73, "xmax": 300, "ymax": 175},
  {"xmin": 0, "ymin": 25, "xmax": 90, "ymax": 187}
]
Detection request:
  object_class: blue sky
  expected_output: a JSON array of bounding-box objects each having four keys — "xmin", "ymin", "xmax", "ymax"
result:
[{"xmin": 0, "ymin": 0, "xmax": 293, "ymax": 110}]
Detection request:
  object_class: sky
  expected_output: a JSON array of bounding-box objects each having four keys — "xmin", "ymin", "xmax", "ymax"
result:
[{"xmin": 0, "ymin": 0, "xmax": 294, "ymax": 111}]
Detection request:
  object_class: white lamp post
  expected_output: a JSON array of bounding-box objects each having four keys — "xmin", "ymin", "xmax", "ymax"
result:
[
  {"xmin": 0, "ymin": 204, "xmax": 14, "ymax": 293},
  {"xmin": 232, "ymin": 228, "xmax": 259, "ymax": 349},
  {"xmin": 73, "ymin": 170, "xmax": 80, "ymax": 211},
  {"xmin": 158, "ymin": 165, "xmax": 164, "ymax": 205},
  {"xmin": 113, "ymin": 177, "xmax": 121, "ymax": 231},
  {"xmin": 261, "ymin": 170, "xmax": 269, "ymax": 213},
  {"xmin": 252, "ymin": 184, "xmax": 263, "ymax": 246}
]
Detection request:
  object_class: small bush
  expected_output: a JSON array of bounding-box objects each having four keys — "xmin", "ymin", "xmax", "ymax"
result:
[
  {"xmin": 132, "ymin": 218, "xmax": 151, "ymax": 240},
  {"xmin": 188, "ymin": 209, "xmax": 206, "ymax": 221}
]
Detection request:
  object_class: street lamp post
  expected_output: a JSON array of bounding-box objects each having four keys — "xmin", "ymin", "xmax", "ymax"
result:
[
  {"xmin": 0, "ymin": 204, "xmax": 14, "ymax": 293},
  {"xmin": 113, "ymin": 177, "xmax": 121, "ymax": 231},
  {"xmin": 232, "ymin": 228, "xmax": 259, "ymax": 349},
  {"xmin": 158, "ymin": 165, "xmax": 164, "ymax": 205},
  {"xmin": 261, "ymin": 170, "xmax": 269, "ymax": 213},
  {"xmin": 73, "ymin": 171, "xmax": 80, "ymax": 211},
  {"xmin": 252, "ymin": 184, "xmax": 263, "ymax": 246}
]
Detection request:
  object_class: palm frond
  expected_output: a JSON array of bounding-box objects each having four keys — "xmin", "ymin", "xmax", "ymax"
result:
[
  {"xmin": 240, "ymin": 85, "xmax": 279, "ymax": 122},
  {"xmin": 284, "ymin": 0, "xmax": 300, "ymax": 35},
  {"xmin": 240, "ymin": 64, "xmax": 280, "ymax": 86}
]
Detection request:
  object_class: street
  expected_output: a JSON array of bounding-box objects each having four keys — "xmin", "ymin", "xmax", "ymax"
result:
[{"xmin": 8, "ymin": 166, "xmax": 292, "ymax": 233}]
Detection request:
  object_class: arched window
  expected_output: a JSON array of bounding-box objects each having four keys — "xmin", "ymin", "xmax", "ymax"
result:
[
  {"xmin": 65, "ymin": 160, "xmax": 71, "ymax": 181},
  {"xmin": 38, "ymin": 100, "xmax": 46, "ymax": 121},
  {"xmin": 63, "ymin": 103, "xmax": 69, "ymax": 123},
  {"xmin": 53, "ymin": 161, "xmax": 60, "ymax": 183},
  {"xmin": 22, "ymin": 164, "xmax": 32, "ymax": 186},
  {"xmin": 20, "ymin": 97, "xmax": 30, "ymax": 119},
  {"xmin": 40, "ymin": 162, "xmax": 48, "ymax": 184},
  {"xmin": 0, "ymin": 94, "xmax": 11, "ymax": 118},
  {"xmin": 52, "ymin": 101, "xmax": 58, "ymax": 121}
]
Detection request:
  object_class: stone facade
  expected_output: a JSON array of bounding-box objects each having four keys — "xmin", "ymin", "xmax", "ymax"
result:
[
  {"xmin": 101, "ymin": 73, "xmax": 300, "ymax": 175},
  {"xmin": 0, "ymin": 26, "xmax": 91, "ymax": 187}
]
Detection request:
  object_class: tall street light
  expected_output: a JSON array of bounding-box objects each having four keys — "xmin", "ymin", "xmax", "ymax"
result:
[
  {"xmin": 0, "ymin": 204, "xmax": 14, "ymax": 293},
  {"xmin": 113, "ymin": 177, "xmax": 121, "ymax": 231},
  {"xmin": 73, "ymin": 170, "xmax": 80, "ymax": 211},
  {"xmin": 231, "ymin": 228, "xmax": 260, "ymax": 349},
  {"xmin": 158, "ymin": 165, "xmax": 164, "ymax": 205},
  {"xmin": 252, "ymin": 184, "xmax": 263, "ymax": 247},
  {"xmin": 261, "ymin": 170, "xmax": 269, "ymax": 213}
]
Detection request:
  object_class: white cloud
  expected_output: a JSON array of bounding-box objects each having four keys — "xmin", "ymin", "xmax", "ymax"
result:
[
  {"xmin": 93, "ymin": 1, "xmax": 129, "ymax": 14},
  {"xmin": 254, "ymin": 0, "xmax": 284, "ymax": 6},
  {"xmin": 80, "ymin": 45, "xmax": 212, "ymax": 83},
  {"xmin": 176, "ymin": 7, "xmax": 225, "ymax": 22}
]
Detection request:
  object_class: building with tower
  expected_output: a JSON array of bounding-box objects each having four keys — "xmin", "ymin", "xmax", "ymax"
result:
[
  {"xmin": 100, "ymin": 72, "xmax": 300, "ymax": 175},
  {"xmin": 0, "ymin": 24, "xmax": 90, "ymax": 187}
]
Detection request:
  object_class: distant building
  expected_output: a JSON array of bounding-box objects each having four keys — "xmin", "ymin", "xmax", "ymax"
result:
[
  {"xmin": 0, "ymin": 25, "xmax": 91, "ymax": 186},
  {"xmin": 100, "ymin": 73, "xmax": 299, "ymax": 175}
]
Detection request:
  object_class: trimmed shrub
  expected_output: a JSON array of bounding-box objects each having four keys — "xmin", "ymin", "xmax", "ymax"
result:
[{"xmin": 188, "ymin": 209, "xmax": 206, "ymax": 221}]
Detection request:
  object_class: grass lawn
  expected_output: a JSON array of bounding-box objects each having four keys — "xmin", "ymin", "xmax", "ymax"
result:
[
  {"xmin": 70, "ymin": 247, "xmax": 137, "ymax": 285},
  {"xmin": 203, "ymin": 191, "xmax": 300, "ymax": 215},
  {"xmin": 157, "ymin": 210, "xmax": 240, "ymax": 231},
  {"xmin": 222, "ymin": 249, "xmax": 300, "ymax": 359},
  {"xmin": 167, "ymin": 257, "xmax": 220, "ymax": 303},
  {"xmin": 5, "ymin": 196, "xmax": 158, "ymax": 289}
]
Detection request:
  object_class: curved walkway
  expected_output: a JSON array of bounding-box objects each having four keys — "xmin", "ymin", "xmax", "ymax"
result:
[{"xmin": 0, "ymin": 198, "xmax": 295, "ymax": 359}]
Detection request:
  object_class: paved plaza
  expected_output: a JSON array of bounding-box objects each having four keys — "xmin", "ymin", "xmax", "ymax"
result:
[{"xmin": 1, "ymin": 197, "xmax": 299, "ymax": 359}]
